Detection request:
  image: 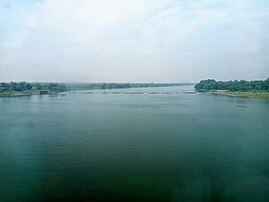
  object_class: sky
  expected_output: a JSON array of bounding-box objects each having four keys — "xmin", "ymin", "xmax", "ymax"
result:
[{"xmin": 0, "ymin": 0, "xmax": 268, "ymax": 82}]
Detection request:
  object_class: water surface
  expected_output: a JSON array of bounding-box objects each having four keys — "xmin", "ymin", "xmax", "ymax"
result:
[{"xmin": 1, "ymin": 86, "xmax": 269, "ymax": 201}]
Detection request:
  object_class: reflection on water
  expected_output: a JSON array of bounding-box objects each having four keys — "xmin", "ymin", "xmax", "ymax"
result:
[{"xmin": 0, "ymin": 86, "xmax": 269, "ymax": 201}]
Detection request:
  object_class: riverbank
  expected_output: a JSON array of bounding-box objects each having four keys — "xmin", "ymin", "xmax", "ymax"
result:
[
  {"xmin": 0, "ymin": 90, "xmax": 51, "ymax": 97},
  {"xmin": 0, "ymin": 91, "xmax": 34, "ymax": 97},
  {"xmin": 211, "ymin": 90, "xmax": 269, "ymax": 99}
]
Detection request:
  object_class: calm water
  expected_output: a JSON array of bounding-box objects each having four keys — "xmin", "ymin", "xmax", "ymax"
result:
[{"xmin": 1, "ymin": 86, "xmax": 269, "ymax": 202}]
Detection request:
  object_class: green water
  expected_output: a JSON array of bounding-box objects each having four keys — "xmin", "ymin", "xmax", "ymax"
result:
[{"xmin": 1, "ymin": 86, "xmax": 269, "ymax": 202}]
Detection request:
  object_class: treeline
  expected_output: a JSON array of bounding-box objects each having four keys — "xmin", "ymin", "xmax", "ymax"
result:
[
  {"xmin": 0, "ymin": 82, "xmax": 66, "ymax": 92},
  {"xmin": 0, "ymin": 82, "xmax": 191, "ymax": 92},
  {"xmin": 64, "ymin": 82, "xmax": 191, "ymax": 90},
  {"xmin": 195, "ymin": 79, "xmax": 269, "ymax": 91}
]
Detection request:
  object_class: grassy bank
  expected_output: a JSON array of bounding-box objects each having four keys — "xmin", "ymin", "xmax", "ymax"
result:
[
  {"xmin": 211, "ymin": 90, "xmax": 269, "ymax": 99},
  {"xmin": 0, "ymin": 90, "xmax": 49, "ymax": 97},
  {"xmin": 0, "ymin": 91, "xmax": 33, "ymax": 97}
]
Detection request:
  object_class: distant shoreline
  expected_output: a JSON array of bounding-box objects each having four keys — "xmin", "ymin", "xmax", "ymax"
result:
[{"xmin": 0, "ymin": 83, "xmax": 193, "ymax": 97}]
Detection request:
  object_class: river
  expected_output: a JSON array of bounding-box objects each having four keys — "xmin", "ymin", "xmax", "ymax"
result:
[{"xmin": 1, "ymin": 86, "xmax": 269, "ymax": 201}]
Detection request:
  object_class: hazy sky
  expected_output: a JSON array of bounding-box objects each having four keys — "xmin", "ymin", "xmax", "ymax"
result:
[{"xmin": 0, "ymin": 0, "xmax": 268, "ymax": 82}]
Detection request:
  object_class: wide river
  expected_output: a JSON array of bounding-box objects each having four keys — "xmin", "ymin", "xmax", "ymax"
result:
[{"xmin": 1, "ymin": 86, "xmax": 269, "ymax": 202}]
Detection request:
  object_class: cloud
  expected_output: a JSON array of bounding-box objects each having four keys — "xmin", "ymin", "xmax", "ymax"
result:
[{"xmin": 0, "ymin": 0, "xmax": 268, "ymax": 82}]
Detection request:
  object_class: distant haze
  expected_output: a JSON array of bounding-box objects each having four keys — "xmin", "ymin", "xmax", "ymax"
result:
[{"xmin": 0, "ymin": 0, "xmax": 268, "ymax": 82}]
